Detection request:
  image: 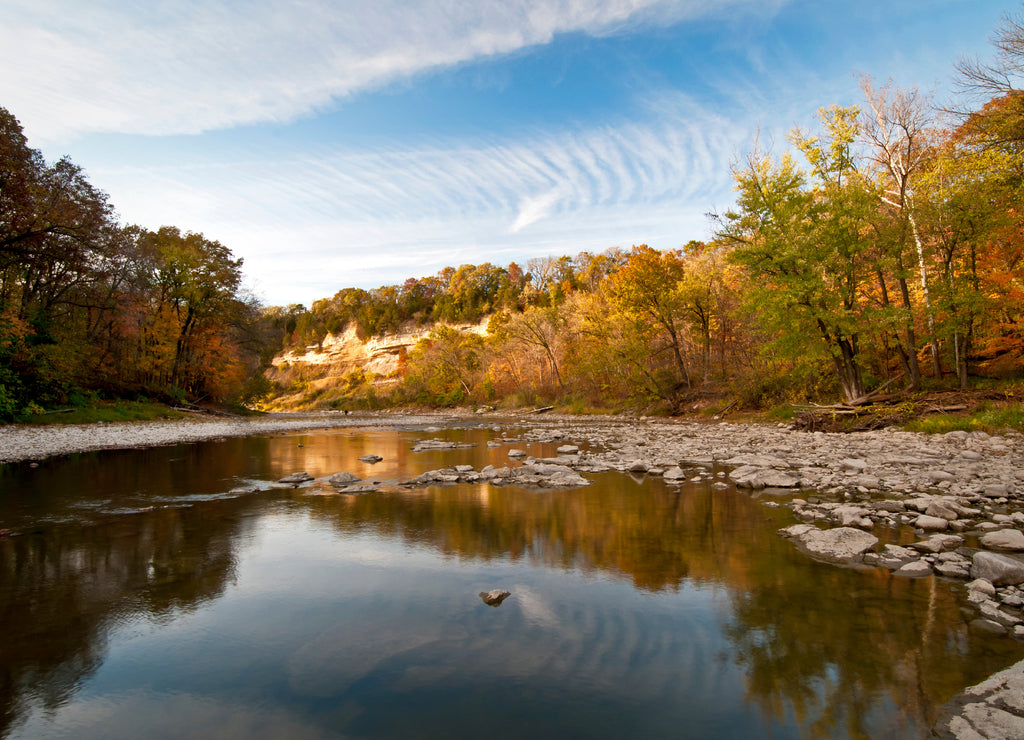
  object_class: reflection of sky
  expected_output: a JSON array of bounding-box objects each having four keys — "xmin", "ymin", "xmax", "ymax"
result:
[{"xmin": 12, "ymin": 511, "xmax": 752, "ymax": 739}]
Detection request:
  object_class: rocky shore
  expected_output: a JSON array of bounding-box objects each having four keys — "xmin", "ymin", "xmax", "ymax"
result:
[
  {"xmin": 0, "ymin": 412, "xmax": 443, "ymax": 464},
  {"xmin": 5, "ymin": 410, "xmax": 1024, "ymax": 736}
]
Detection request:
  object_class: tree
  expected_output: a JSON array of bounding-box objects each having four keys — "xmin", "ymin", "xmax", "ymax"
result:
[
  {"xmin": 860, "ymin": 79, "xmax": 941, "ymax": 383},
  {"xmin": 605, "ymin": 245, "xmax": 694, "ymax": 397},
  {"xmin": 718, "ymin": 108, "xmax": 876, "ymax": 403}
]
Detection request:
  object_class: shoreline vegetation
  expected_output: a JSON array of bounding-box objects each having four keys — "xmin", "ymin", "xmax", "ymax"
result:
[{"xmin": 3, "ymin": 14, "xmax": 1024, "ymax": 424}]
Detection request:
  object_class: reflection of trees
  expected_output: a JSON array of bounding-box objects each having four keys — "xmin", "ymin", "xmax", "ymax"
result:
[
  {"xmin": 0, "ymin": 501, "xmax": 248, "ymax": 736},
  {"xmin": 303, "ymin": 476, "xmax": 788, "ymax": 592},
  {"xmin": 305, "ymin": 480, "xmax": 1024, "ymax": 736},
  {"xmin": 724, "ymin": 557, "xmax": 1024, "ymax": 737}
]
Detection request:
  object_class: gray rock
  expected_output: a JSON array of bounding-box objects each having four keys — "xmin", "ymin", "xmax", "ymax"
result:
[
  {"xmin": 972, "ymin": 552, "xmax": 1024, "ymax": 586},
  {"xmin": 279, "ymin": 472, "xmax": 314, "ymax": 484},
  {"xmin": 507, "ymin": 449, "xmax": 527, "ymax": 458},
  {"xmin": 981, "ymin": 529, "xmax": 1024, "ymax": 552},
  {"xmin": 335, "ymin": 484, "xmax": 379, "ymax": 495},
  {"xmin": 328, "ymin": 471, "xmax": 361, "ymax": 486},
  {"xmin": 967, "ymin": 578, "xmax": 997, "ymax": 598},
  {"xmin": 358, "ymin": 454, "xmax": 383, "ymax": 463},
  {"xmin": 663, "ymin": 467, "xmax": 687, "ymax": 481},
  {"xmin": 895, "ymin": 560, "xmax": 933, "ymax": 578},
  {"xmin": 479, "ymin": 589, "xmax": 511, "ymax": 607},
  {"xmin": 926, "ymin": 501, "xmax": 960, "ymax": 521},
  {"xmin": 915, "ymin": 515, "xmax": 950, "ymax": 531},
  {"xmin": 778, "ymin": 525, "xmax": 879, "ymax": 564},
  {"xmin": 556, "ymin": 445, "xmax": 580, "ymax": 454},
  {"xmin": 910, "ymin": 534, "xmax": 964, "ymax": 553}
]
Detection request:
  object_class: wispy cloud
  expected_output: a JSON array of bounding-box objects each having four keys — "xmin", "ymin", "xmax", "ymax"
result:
[
  {"xmin": 2, "ymin": 0, "xmax": 776, "ymax": 142},
  {"xmin": 90, "ymin": 89, "xmax": 745, "ymax": 304}
]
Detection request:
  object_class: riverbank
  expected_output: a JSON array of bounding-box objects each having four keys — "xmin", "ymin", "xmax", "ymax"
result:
[{"xmin": 0, "ymin": 411, "xmax": 452, "ymax": 464}]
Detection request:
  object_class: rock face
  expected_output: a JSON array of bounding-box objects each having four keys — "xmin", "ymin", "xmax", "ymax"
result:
[{"xmin": 778, "ymin": 525, "xmax": 879, "ymax": 564}]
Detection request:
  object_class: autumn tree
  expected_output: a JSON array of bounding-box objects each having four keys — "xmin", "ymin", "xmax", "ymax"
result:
[{"xmin": 718, "ymin": 108, "xmax": 877, "ymax": 403}]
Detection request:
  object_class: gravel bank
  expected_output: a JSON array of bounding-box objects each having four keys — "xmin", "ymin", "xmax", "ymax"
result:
[{"xmin": 0, "ymin": 412, "xmax": 446, "ymax": 464}]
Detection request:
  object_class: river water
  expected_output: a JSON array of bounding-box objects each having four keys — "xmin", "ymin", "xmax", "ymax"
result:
[{"xmin": 1, "ymin": 422, "xmax": 1021, "ymax": 739}]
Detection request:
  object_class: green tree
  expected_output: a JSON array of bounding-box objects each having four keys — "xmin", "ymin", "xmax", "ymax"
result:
[{"xmin": 718, "ymin": 108, "xmax": 876, "ymax": 403}]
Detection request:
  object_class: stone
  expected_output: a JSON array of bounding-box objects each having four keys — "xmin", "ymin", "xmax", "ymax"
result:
[
  {"xmin": 335, "ymin": 484, "xmax": 379, "ymax": 494},
  {"xmin": 833, "ymin": 505, "xmax": 872, "ymax": 528},
  {"xmin": 926, "ymin": 501, "xmax": 960, "ymax": 521},
  {"xmin": 915, "ymin": 515, "xmax": 950, "ymax": 531},
  {"xmin": 279, "ymin": 471, "xmax": 314, "ymax": 484},
  {"xmin": 328, "ymin": 471, "xmax": 361, "ymax": 486},
  {"xmin": 507, "ymin": 449, "xmax": 527, "ymax": 458},
  {"xmin": 778, "ymin": 525, "xmax": 879, "ymax": 564},
  {"xmin": 971, "ymin": 552, "xmax": 1024, "ymax": 586},
  {"xmin": 967, "ymin": 578, "xmax": 997, "ymax": 598},
  {"xmin": 663, "ymin": 467, "xmax": 687, "ymax": 481},
  {"xmin": 479, "ymin": 589, "xmax": 511, "ymax": 607},
  {"xmin": 358, "ymin": 454, "xmax": 383, "ymax": 463},
  {"xmin": 556, "ymin": 445, "xmax": 580, "ymax": 454},
  {"xmin": 909, "ymin": 534, "xmax": 964, "ymax": 553},
  {"xmin": 895, "ymin": 560, "xmax": 933, "ymax": 578},
  {"xmin": 981, "ymin": 529, "xmax": 1024, "ymax": 552}
]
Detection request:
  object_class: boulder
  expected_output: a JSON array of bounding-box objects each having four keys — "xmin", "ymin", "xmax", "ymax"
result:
[
  {"xmin": 663, "ymin": 467, "xmax": 687, "ymax": 481},
  {"xmin": 915, "ymin": 515, "xmax": 950, "ymax": 531},
  {"xmin": 909, "ymin": 534, "xmax": 964, "ymax": 553},
  {"xmin": 778, "ymin": 525, "xmax": 879, "ymax": 564},
  {"xmin": 925, "ymin": 501, "xmax": 959, "ymax": 521},
  {"xmin": 971, "ymin": 552, "xmax": 1024, "ymax": 586},
  {"xmin": 980, "ymin": 529, "xmax": 1024, "ymax": 552},
  {"xmin": 279, "ymin": 472, "xmax": 314, "ymax": 484},
  {"xmin": 895, "ymin": 560, "xmax": 933, "ymax": 578},
  {"xmin": 556, "ymin": 445, "xmax": 580, "ymax": 455},
  {"xmin": 328, "ymin": 471, "xmax": 361, "ymax": 486}
]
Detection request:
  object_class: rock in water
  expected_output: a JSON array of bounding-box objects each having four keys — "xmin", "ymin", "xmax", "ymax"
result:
[
  {"xmin": 328, "ymin": 471, "xmax": 361, "ymax": 486},
  {"xmin": 971, "ymin": 552, "xmax": 1024, "ymax": 586},
  {"xmin": 980, "ymin": 529, "xmax": 1024, "ymax": 552},
  {"xmin": 359, "ymin": 454, "xmax": 383, "ymax": 463},
  {"xmin": 279, "ymin": 472, "xmax": 314, "ymax": 484},
  {"xmin": 479, "ymin": 589, "xmax": 511, "ymax": 607},
  {"xmin": 778, "ymin": 525, "xmax": 878, "ymax": 564}
]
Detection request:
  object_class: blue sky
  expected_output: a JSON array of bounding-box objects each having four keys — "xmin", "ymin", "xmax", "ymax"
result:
[{"xmin": 2, "ymin": 0, "xmax": 1011, "ymax": 307}]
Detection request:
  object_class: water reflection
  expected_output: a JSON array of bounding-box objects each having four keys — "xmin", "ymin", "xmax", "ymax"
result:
[{"xmin": 1, "ymin": 426, "xmax": 1022, "ymax": 738}]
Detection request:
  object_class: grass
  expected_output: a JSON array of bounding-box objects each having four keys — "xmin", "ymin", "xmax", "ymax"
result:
[
  {"xmin": 13, "ymin": 400, "xmax": 189, "ymax": 425},
  {"xmin": 903, "ymin": 402, "xmax": 1024, "ymax": 434}
]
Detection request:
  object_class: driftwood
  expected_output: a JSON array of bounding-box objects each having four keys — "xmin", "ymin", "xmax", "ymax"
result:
[
  {"xmin": 529, "ymin": 406, "xmax": 555, "ymax": 414},
  {"xmin": 713, "ymin": 400, "xmax": 737, "ymax": 420}
]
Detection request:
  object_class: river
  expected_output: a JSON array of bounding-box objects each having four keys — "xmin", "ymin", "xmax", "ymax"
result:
[{"xmin": 1, "ymin": 421, "xmax": 1020, "ymax": 738}]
